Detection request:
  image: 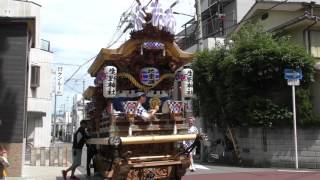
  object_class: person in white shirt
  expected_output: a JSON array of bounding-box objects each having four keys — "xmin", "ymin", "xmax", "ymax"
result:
[
  {"xmin": 135, "ymin": 92, "xmax": 159, "ymax": 121},
  {"xmin": 184, "ymin": 116, "xmax": 198, "ymax": 172}
]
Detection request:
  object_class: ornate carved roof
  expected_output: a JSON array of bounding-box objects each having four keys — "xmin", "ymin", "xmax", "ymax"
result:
[{"xmin": 87, "ymin": 22, "xmax": 194, "ymax": 77}]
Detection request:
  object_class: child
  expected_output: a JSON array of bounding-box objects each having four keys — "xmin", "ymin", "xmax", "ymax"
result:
[{"xmin": 0, "ymin": 145, "xmax": 9, "ymax": 180}]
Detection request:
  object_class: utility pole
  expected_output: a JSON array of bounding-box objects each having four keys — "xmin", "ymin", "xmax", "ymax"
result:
[
  {"xmin": 53, "ymin": 94, "xmax": 57, "ymax": 142},
  {"xmin": 195, "ymin": 0, "xmax": 205, "ymax": 163},
  {"xmin": 82, "ymin": 80, "xmax": 86, "ymax": 120},
  {"xmin": 195, "ymin": 0, "xmax": 203, "ymax": 51}
]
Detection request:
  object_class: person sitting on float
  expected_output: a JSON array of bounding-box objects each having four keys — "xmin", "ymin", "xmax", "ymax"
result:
[{"xmin": 135, "ymin": 92, "xmax": 159, "ymax": 121}]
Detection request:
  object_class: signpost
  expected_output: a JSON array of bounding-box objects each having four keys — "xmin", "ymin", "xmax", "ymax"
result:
[
  {"xmin": 284, "ymin": 68, "xmax": 302, "ymax": 169},
  {"xmin": 56, "ymin": 66, "xmax": 64, "ymax": 96},
  {"xmin": 53, "ymin": 66, "xmax": 64, "ymax": 142}
]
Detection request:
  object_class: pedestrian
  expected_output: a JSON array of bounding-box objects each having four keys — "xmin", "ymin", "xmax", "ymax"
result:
[
  {"xmin": 85, "ymin": 124, "xmax": 97, "ymax": 177},
  {"xmin": 183, "ymin": 117, "xmax": 198, "ymax": 172},
  {"xmin": 62, "ymin": 120, "xmax": 89, "ymax": 180},
  {"xmin": 0, "ymin": 145, "xmax": 9, "ymax": 180}
]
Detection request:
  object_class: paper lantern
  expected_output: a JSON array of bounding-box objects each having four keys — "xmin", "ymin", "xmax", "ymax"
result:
[
  {"xmin": 181, "ymin": 68, "xmax": 193, "ymax": 98},
  {"xmin": 140, "ymin": 67, "xmax": 160, "ymax": 86},
  {"xmin": 103, "ymin": 66, "xmax": 117, "ymax": 98}
]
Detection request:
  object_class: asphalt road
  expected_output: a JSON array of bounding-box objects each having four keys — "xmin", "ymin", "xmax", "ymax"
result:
[
  {"xmin": 183, "ymin": 171, "xmax": 320, "ymax": 180},
  {"xmin": 8, "ymin": 163, "xmax": 320, "ymax": 180}
]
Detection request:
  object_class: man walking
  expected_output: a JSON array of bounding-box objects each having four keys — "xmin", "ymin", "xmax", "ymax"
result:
[
  {"xmin": 184, "ymin": 117, "xmax": 198, "ymax": 172},
  {"xmin": 62, "ymin": 120, "xmax": 88, "ymax": 180}
]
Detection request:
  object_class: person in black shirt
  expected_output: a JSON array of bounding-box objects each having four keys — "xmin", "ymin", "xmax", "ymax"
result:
[
  {"xmin": 85, "ymin": 124, "xmax": 97, "ymax": 177},
  {"xmin": 62, "ymin": 120, "xmax": 88, "ymax": 180}
]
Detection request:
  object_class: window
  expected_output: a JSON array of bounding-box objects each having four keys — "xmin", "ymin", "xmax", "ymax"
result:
[
  {"xmin": 310, "ymin": 31, "xmax": 320, "ymax": 58},
  {"xmin": 261, "ymin": 13, "xmax": 269, "ymax": 20},
  {"xmin": 31, "ymin": 65, "xmax": 40, "ymax": 88}
]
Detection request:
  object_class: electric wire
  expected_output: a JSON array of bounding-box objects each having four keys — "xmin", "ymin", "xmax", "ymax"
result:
[
  {"xmin": 63, "ymin": 0, "xmax": 137, "ymax": 85},
  {"xmin": 184, "ymin": 0, "xmax": 290, "ymax": 43}
]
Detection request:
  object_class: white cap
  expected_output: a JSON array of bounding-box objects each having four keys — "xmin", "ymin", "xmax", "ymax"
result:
[{"xmin": 136, "ymin": 92, "xmax": 146, "ymax": 97}]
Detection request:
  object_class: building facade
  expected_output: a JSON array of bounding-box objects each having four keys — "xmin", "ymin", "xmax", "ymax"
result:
[
  {"xmin": 177, "ymin": 0, "xmax": 256, "ymax": 52},
  {"xmin": 176, "ymin": 0, "xmax": 320, "ymax": 163},
  {"xmin": 71, "ymin": 94, "xmax": 86, "ymax": 140},
  {"xmin": 235, "ymin": 0, "xmax": 320, "ymax": 114},
  {"xmin": 0, "ymin": 0, "xmax": 40, "ymax": 176},
  {"xmin": 27, "ymin": 40, "xmax": 54, "ymax": 148}
]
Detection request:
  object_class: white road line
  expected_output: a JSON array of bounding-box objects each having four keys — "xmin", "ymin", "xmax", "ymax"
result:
[
  {"xmin": 277, "ymin": 169, "xmax": 316, "ymax": 173},
  {"xmin": 194, "ymin": 164, "xmax": 210, "ymax": 170}
]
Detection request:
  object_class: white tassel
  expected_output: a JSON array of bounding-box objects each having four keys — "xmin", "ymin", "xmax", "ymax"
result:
[
  {"xmin": 173, "ymin": 123, "xmax": 177, "ymax": 134},
  {"xmin": 128, "ymin": 124, "xmax": 133, "ymax": 136},
  {"xmin": 141, "ymin": 45, "xmax": 144, "ymax": 55},
  {"xmin": 132, "ymin": 4, "xmax": 146, "ymax": 31}
]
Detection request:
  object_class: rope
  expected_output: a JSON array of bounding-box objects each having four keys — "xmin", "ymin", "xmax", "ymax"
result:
[
  {"xmin": 175, "ymin": 136, "xmax": 201, "ymax": 157},
  {"xmin": 117, "ymin": 72, "xmax": 175, "ymax": 92}
]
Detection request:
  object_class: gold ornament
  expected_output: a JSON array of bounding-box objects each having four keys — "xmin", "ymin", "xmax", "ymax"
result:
[{"xmin": 149, "ymin": 97, "xmax": 161, "ymax": 110}]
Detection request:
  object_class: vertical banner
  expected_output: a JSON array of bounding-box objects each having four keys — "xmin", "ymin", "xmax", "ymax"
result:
[
  {"xmin": 103, "ymin": 66, "xmax": 117, "ymax": 98},
  {"xmin": 181, "ymin": 68, "xmax": 193, "ymax": 98},
  {"xmin": 56, "ymin": 66, "xmax": 64, "ymax": 96}
]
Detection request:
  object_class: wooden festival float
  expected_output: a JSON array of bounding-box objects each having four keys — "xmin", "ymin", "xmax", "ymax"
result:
[{"xmin": 84, "ymin": 1, "xmax": 203, "ymax": 179}]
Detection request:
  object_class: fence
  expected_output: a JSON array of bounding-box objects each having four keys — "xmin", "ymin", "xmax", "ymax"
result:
[{"xmin": 25, "ymin": 147, "xmax": 71, "ymax": 167}]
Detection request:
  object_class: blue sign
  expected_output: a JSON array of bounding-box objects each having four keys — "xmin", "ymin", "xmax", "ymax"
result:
[{"xmin": 284, "ymin": 69, "xmax": 303, "ymax": 80}]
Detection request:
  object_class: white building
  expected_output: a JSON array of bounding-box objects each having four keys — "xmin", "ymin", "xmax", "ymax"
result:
[
  {"xmin": 27, "ymin": 42, "xmax": 54, "ymax": 148},
  {"xmin": 177, "ymin": 0, "xmax": 320, "ymax": 52},
  {"xmin": 71, "ymin": 94, "xmax": 86, "ymax": 139},
  {"xmin": 15, "ymin": 0, "xmax": 55, "ymax": 148},
  {"xmin": 53, "ymin": 111, "xmax": 72, "ymax": 141},
  {"xmin": 0, "ymin": 0, "xmax": 53, "ymax": 148},
  {"xmin": 177, "ymin": 0, "xmax": 256, "ymax": 52}
]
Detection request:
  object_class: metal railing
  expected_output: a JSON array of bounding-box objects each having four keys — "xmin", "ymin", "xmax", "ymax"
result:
[
  {"xmin": 25, "ymin": 146, "xmax": 71, "ymax": 167},
  {"xmin": 40, "ymin": 39, "xmax": 51, "ymax": 52}
]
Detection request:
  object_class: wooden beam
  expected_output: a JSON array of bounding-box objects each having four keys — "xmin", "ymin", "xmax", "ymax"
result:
[
  {"xmin": 129, "ymin": 160, "xmax": 182, "ymax": 168},
  {"xmin": 87, "ymin": 134, "xmax": 197, "ymax": 145},
  {"xmin": 129, "ymin": 155, "xmax": 172, "ymax": 161}
]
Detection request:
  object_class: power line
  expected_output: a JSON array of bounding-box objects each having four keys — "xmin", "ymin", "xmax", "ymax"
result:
[
  {"xmin": 65, "ymin": 84, "xmax": 82, "ymax": 94},
  {"xmin": 31, "ymin": 61, "xmax": 81, "ymax": 67},
  {"xmin": 188, "ymin": 0, "xmax": 290, "ymax": 42},
  {"xmin": 63, "ymin": 0, "xmax": 156, "ymax": 85},
  {"xmin": 107, "ymin": 0, "xmax": 136, "ymax": 47},
  {"xmin": 64, "ymin": 55, "xmax": 97, "ymax": 85},
  {"xmin": 218, "ymin": 0, "xmax": 289, "ymax": 37}
]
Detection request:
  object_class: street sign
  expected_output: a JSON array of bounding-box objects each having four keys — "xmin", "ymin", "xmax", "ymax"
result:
[
  {"xmin": 284, "ymin": 68, "xmax": 302, "ymax": 169},
  {"xmin": 284, "ymin": 68, "xmax": 302, "ymax": 80},
  {"xmin": 287, "ymin": 79, "xmax": 300, "ymax": 86},
  {"xmin": 55, "ymin": 66, "xmax": 64, "ymax": 96}
]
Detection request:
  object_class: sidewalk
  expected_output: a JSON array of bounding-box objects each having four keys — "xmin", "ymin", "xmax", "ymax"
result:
[{"xmin": 6, "ymin": 166, "xmax": 102, "ymax": 180}]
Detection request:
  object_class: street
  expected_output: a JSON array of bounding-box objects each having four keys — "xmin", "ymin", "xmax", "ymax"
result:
[
  {"xmin": 183, "ymin": 171, "xmax": 320, "ymax": 180},
  {"xmin": 6, "ymin": 164, "xmax": 320, "ymax": 180}
]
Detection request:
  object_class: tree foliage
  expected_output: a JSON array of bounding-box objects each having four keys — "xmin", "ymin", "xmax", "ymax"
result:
[{"xmin": 192, "ymin": 23, "xmax": 317, "ymax": 128}]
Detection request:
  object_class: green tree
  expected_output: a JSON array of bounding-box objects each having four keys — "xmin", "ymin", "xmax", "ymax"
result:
[{"xmin": 192, "ymin": 23, "xmax": 317, "ymax": 127}]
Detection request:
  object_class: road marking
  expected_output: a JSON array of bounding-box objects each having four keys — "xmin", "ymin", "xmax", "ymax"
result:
[
  {"xmin": 194, "ymin": 164, "xmax": 210, "ymax": 170},
  {"xmin": 277, "ymin": 169, "xmax": 316, "ymax": 173}
]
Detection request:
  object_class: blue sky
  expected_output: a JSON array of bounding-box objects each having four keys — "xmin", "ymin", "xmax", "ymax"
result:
[{"xmin": 33, "ymin": 0, "xmax": 195, "ymax": 110}]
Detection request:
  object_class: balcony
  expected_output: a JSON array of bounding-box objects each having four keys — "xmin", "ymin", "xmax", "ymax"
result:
[{"xmin": 40, "ymin": 39, "xmax": 51, "ymax": 52}]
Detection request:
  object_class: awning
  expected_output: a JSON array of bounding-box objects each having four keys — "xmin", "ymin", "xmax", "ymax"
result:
[{"xmin": 27, "ymin": 111, "xmax": 46, "ymax": 118}]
